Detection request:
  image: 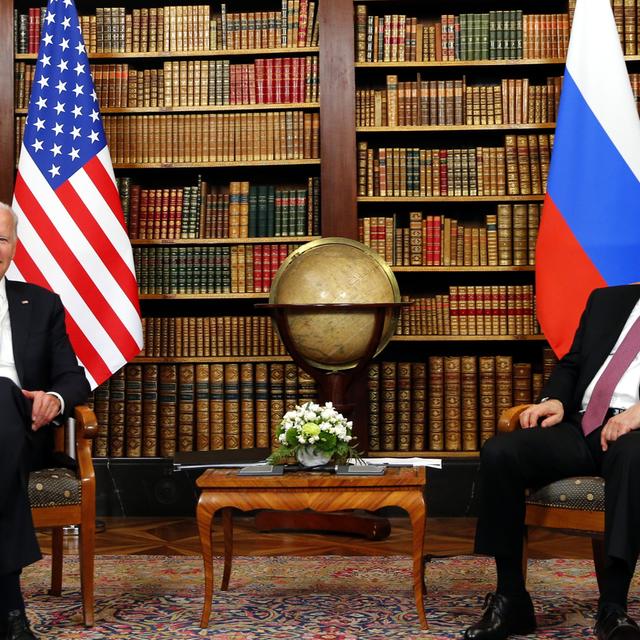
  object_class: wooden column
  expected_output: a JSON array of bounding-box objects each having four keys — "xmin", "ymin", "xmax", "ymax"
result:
[
  {"xmin": 319, "ymin": 0, "xmax": 357, "ymax": 239},
  {"xmin": 0, "ymin": 0, "xmax": 15, "ymax": 202}
]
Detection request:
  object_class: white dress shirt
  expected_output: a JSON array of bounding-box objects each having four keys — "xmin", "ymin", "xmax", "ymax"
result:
[
  {"xmin": 581, "ymin": 297, "xmax": 640, "ymax": 411},
  {"xmin": 0, "ymin": 277, "xmax": 20, "ymax": 386},
  {"xmin": 0, "ymin": 277, "xmax": 64, "ymax": 414}
]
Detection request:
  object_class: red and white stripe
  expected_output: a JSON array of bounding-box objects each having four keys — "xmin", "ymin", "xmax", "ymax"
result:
[{"xmin": 10, "ymin": 145, "xmax": 143, "ymax": 388}]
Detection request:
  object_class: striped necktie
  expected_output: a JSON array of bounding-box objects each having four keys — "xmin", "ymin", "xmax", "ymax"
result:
[{"xmin": 581, "ymin": 314, "xmax": 640, "ymax": 436}]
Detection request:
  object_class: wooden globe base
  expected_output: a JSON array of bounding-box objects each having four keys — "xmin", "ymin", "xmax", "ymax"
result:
[{"xmin": 257, "ymin": 303, "xmax": 403, "ymax": 540}]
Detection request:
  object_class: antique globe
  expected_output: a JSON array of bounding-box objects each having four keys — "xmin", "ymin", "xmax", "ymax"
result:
[{"xmin": 268, "ymin": 237, "xmax": 401, "ymax": 371}]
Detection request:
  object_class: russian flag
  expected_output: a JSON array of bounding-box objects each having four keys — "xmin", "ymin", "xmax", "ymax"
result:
[{"xmin": 536, "ymin": 0, "xmax": 640, "ymax": 357}]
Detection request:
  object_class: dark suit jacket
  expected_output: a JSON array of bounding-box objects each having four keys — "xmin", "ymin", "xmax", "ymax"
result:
[
  {"xmin": 6, "ymin": 278, "xmax": 90, "ymax": 465},
  {"xmin": 541, "ymin": 284, "xmax": 640, "ymax": 419}
]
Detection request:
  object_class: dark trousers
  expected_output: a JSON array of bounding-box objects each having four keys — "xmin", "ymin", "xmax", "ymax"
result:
[
  {"xmin": 0, "ymin": 377, "xmax": 41, "ymax": 576},
  {"xmin": 475, "ymin": 420, "xmax": 640, "ymax": 569}
]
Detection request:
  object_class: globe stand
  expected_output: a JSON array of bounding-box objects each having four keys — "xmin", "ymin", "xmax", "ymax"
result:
[{"xmin": 255, "ymin": 302, "xmax": 404, "ymax": 540}]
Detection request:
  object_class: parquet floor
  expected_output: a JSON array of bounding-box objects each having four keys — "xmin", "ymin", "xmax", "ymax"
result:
[{"xmin": 36, "ymin": 516, "xmax": 594, "ymax": 559}]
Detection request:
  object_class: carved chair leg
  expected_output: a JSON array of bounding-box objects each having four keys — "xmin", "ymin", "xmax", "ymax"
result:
[
  {"xmin": 79, "ymin": 520, "xmax": 96, "ymax": 626},
  {"xmin": 592, "ymin": 537, "xmax": 606, "ymax": 594},
  {"xmin": 49, "ymin": 527, "xmax": 63, "ymax": 596}
]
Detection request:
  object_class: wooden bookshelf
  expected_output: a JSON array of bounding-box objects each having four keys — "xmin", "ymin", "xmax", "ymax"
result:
[
  {"xmin": 391, "ymin": 335, "xmax": 547, "ymax": 342},
  {"xmin": 358, "ymin": 195, "xmax": 546, "ymax": 202},
  {"xmin": 3, "ymin": 1, "xmax": 599, "ymax": 472},
  {"xmin": 132, "ymin": 236, "xmax": 319, "ymax": 245},
  {"xmin": 353, "ymin": 1, "xmax": 571, "ymax": 456},
  {"xmin": 16, "ymin": 103, "xmax": 320, "ymax": 115},
  {"xmin": 8, "ymin": 0, "xmax": 331, "ymax": 460},
  {"xmin": 15, "ymin": 46, "xmax": 320, "ymax": 61},
  {"xmin": 358, "ymin": 123, "xmax": 556, "ymax": 132}
]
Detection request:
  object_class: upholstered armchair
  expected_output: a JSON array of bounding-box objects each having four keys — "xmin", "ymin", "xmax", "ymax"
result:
[
  {"xmin": 498, "ymin": 405, "xmax": 605, "ymax": 588},
  {"xmin": 29, "ymin": 405, "xmax": 98, "ymax": 626}
]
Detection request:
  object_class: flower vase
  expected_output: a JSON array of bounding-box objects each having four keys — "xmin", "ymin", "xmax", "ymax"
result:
[{"xmin": 296, "ymin": 445, "xmax": 332, "ymax": 467}]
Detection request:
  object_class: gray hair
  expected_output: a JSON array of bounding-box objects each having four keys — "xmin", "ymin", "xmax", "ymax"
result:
[{"xmin": 0, "ymin": 202, "xmax": 18, "ymax": 239}]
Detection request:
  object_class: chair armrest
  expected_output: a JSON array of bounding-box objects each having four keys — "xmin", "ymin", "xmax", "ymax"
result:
[
  {"xmin": 74, "ymin": 405, "xmax": 97, "ymax": 484},
  {"xmin": 75, "ymin": 405, "xmax": 98, "ymax": 440},
  {"xmin": 497, "ymin": 404, "xmax": 532, "ymax": 433}
]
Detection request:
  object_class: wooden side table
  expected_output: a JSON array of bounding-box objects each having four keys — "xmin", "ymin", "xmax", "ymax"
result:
[{"xmin": 196, "ymin": 466, "xmax": 428, "ymax": 629}]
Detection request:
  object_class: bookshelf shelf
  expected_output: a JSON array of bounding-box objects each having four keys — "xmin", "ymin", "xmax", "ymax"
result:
[
  {"xmin": 135, "ymin": 355, "xmax": 293, "ymax": 363},
  {"xmin": 15, "ymin": 46, "xmax": 320, "ymax": 61},
  {"xmin": 358, "ymin": 195, "xmax": 545, "ymax": 203},
  {"xmin": 15, "ymin": 103, "xmax": 320, "ymax": 116},
  {"xmin": 357, "ymin": 123, "xmax": 556, "ymax": 133},
  {"xmin": 390, "ymin": 335, "xmax": 547, "ymax": 342},
  {"xmin": 139, "ymin": 293, "xmax": 271, "ymax": 300},
  {"xmin": 132, "ymin": 236, "xmax": 319, "ymax": 246},
  {"xmin": 392, "ymin": 265, "xmax": 535, "ymax": 273},
  {"xmin": 113, "ymin": 159, "xmax": 321, "ymax": 169},
  {"xmin": 355, "ymin": 58, "xmax": 566, "ymax": 69}
]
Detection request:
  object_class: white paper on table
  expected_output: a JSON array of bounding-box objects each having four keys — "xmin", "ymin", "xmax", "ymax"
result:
[{"xmin": 349, "ymin": 457, "xmax": 442, "ymax": 470}]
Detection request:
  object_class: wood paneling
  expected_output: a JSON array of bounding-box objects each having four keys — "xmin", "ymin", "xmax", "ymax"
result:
[
  {"xmin": 319, "ymin": 0, "xmax": 357, "ymax": 238},
  {"xmin": 0, "ymin": 0, "xmax": 15, "ymax": 202}
]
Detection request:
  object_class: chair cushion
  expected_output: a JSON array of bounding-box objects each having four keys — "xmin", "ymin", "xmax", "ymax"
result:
[
  {"xmin": 29, "ymin": 468, "xmax": 81, "ymax": 508},
  {"xmin": 525, "ymin": 476, "xmax": 605, "ymax": 512}
]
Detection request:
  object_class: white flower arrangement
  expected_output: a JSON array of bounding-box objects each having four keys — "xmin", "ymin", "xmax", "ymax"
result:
[{"xmin": 267, "ymin": 401, "xmax": 361, "ymax": 465}]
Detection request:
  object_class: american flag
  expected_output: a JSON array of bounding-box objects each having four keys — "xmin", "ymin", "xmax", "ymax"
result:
[{"xmin": 10, "ymin": 0, "xmax": 143, "ymax": 389}]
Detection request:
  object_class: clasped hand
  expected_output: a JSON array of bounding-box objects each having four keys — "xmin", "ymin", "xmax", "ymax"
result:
[{"xmin": 21, "ymin": 389, "xmax": 61, "ymax": 430}]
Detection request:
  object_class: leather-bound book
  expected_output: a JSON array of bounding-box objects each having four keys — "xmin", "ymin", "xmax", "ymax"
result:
[{"xmin": 125, "ymin": 363, "xmax": 143, "ymax": 457}]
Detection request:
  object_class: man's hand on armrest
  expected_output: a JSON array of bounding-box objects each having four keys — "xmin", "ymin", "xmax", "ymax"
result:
[{"xmin": 519, "ymin": 399, "xmax": 564, "ymax": 429}]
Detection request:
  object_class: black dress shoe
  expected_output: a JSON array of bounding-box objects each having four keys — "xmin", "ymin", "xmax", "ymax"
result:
[
  {"xmin": 4, "ymin": 610, "xmax": 37, "ymax": 640},
  {"xmin": 464, "ymin": 592, "xmax": 536, "ymax": 640},
  {"xmin": 595, "ymin": 606, "xmax": 640, "ymax": 640}
]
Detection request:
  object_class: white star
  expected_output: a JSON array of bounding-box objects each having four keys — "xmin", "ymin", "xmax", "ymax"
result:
[
  {"xmin": 34, "ymin": 118, "xmax": 46, "ymax": 131},
  {"xmin": 42, "ymin": 33, "xmax": 53, "ymax": 46},
  {"xmin": 52, "ymin": 122, "xmax": 64, "ymax": 135},
  {"xmin": 70, "ymin": 126, "xmax": 81, "ymax": 139},
  {"xmin": 31, "ymin": 139, "xmax": 44, "ymax": 152},
  {"xmin": 40, "ymin": 54, "xmax": 51, "ymax": 68},
  {"xmin": 75, "ymin": 42, "xmax": 85, "ymax": 55},
  {"xmin": 36, "ymin": 96, "xmax": 47, "ymax": 110},
  {"xmin": 71, "ymin": 104, "xmax": 82, "ymax": 118},
  {"xmin": 72, "ymin": 83, "xmax": 84, "ymax": 97},
  {"xmin": 44, "ymin": 11, "xmax": 55, "ymax": 25},
  {"xmin": 59, "ymin": 38, "xmax": 70, "ymax": 51},
  {"xmin": 89, "ymin": 109, "xmax": 99, "ymax": 122},
  {"xmin": 36, "ymin": 76, "xmax": 49, "ymax": 89},
  {"xmin": 64, "ymin": 0, "xmax": 72, "ymax": 6},
  {"xmin": 61, "ymin": 17, "xmax": 71, "ymax": 29},
  {"xmin": 50, "ymin": 143, "xmax": 62, "ymax": 157},
  {"xmin": 91, "ymin": 90, "xmax": 97, "ymax": 101},
  {"xmin": 57, "ymin": 59, "xmax": 68, "ymax": 72},
  {"xmin": 74, "ymin": 62, "xmax": 85, "ymax": 75},
  {"xmin": 68, "ymin": 147, "xmax": 80, "ymax": 160},
  {"xmin": 48, "ymin": 165, "xmax": 61, "ymax": 178},
  {"xmin": 53, "ymin": 101, "xmax": 65, "ymax": 115},
  {"xmin": 88, "ymin": 130, "xmax": 100, "ymax": 143},
  {"xmin": 55, "ymin": 80, "xmax": 67, "ymax": 93}
]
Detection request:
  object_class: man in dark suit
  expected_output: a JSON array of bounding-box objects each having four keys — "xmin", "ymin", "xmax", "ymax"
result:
[
  {"xmin": 0, "ymin": 203, "xmax": 89, "ymax": 640},
  {"xmin": 465, "ymin": 284, "xmax": 640, "ymax": 640}
]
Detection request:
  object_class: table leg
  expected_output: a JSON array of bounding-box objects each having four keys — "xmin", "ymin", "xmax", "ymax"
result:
[
  {"xmin": 407, "ymin": 492, "xmax": 428, "ymax": 630},
  {"xmin": 197, "ymin": 498, "xmax": 216, "ymax": 628},
  {"xmin": 221, "ymin": 507, "xmax": 233, "ymax": 590}
]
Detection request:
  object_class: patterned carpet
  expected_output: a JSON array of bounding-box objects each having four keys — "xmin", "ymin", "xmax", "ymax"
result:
[{"xmin": 22, "ymin": 554, "xmax": 638, "ymax": 639}]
